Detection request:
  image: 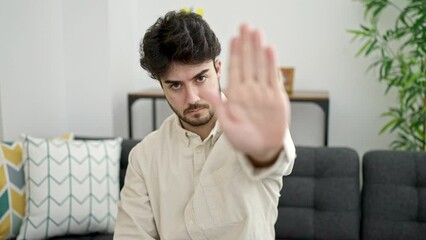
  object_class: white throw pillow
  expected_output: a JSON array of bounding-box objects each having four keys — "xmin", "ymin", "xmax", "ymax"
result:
[
  {"xmin": 17, "ymin": 136, "xmax": 122, "ymax": 239},
  {"xmin": 0, "ymin": 133, "xmax": 73, "ymax": 239}
]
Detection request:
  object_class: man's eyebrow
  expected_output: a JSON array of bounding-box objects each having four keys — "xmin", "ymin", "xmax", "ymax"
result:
[
  {"xmin": 164, "ymin": 69, "xmax": 210, "ymax": 84},
  {"xmin": 163, "ymin": 80, "xmax": 180, "ymax": 85},
  {"xmin": 192, "ymin": 69, "xmax": 209, "ymax": 79}
]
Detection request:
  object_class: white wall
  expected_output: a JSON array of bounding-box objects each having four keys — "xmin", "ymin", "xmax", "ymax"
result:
[
  {"xmin": 108, "ymin": 0, "xmax": 149, "ymax": 139},
  {"xmin": 62, "ymin": 0, "xmax": 114, "ymax": 137},
  {"xmin": 0, "ymin": 0, "xmax": 119, "ymax": 139},
  {"xmin": 0, "ymin": 0, "xmax": 397, "ymax": 156},
  {"xmin": 0, "ymin": 0, "xmax": 68, "ymax": 139}
]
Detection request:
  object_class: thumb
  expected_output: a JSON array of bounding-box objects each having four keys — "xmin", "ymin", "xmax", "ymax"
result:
[
  {"xmin": 200, "ymin": 88, "xmax": 224, "ymax": 112},
  {"xmin": 200, "ymin": 89, "xmax": 232, "ymax": 126},
  {"xmin": 201, "ymin": 89, "xmax": 240, "ymax": 135}
]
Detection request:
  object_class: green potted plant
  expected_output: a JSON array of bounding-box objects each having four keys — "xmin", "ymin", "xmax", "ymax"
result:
[{"xmin": 349, "ymin": 0, "xmax": 426, "ymax": 151}]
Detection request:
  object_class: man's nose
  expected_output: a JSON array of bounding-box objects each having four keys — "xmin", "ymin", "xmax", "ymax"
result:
[{"xmin": 186, "ymin": 85, "xmax": 200, "ymax": 104}]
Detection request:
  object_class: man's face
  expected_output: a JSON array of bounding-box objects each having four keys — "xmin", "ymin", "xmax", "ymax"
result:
[{"xmin": 161, "ymin": 60, "xmax": 222, "ymax": 128}]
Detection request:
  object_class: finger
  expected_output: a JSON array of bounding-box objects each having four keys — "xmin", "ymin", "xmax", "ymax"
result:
[
  {"xmin": 240, "ymin": 24, "xmax": 255, "ymax": 83},
  {"xmin": 253, "ymin": 30, "xmax": 268, "ymax": 86},
  {"xmin": 266, "ymin": 46, "xmax": 279, "ymax": 89},
  {"xmin": 200, "ymin": 88, "xmax": 238, "ymax": 132},
  {"xmin": 200, "ymin": 87, "xmax": 223, "ymax": 110},
  {"xmin": 227, "ymin": 37, "xmax": 241, "ymax": 96}
]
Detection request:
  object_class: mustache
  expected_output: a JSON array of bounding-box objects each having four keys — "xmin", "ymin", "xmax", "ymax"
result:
[{"xmin": 184, "ymin": 102, "xmax": 209, "ymax": 114}]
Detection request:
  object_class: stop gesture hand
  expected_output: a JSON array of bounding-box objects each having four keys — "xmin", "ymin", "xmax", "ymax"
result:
[{"xmin": 203, "ymin": 24, "xmax": 291, "ymax": 167}]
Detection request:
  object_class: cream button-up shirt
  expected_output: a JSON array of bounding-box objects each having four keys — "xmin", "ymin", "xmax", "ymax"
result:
[{"xmin": 114, "ymin": 114, "xmax": 296, "ymax": 240}]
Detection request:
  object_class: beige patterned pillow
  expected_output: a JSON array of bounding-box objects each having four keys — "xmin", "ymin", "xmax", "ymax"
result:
[{"xmin": 17, "ymin": 135, "xmax": 121, "ymax": 239}]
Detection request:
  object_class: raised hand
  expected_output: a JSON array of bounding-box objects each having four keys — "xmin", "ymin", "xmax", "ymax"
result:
[{"xmin": 202, "ymin": 24, "xmax": 291, "ymax": 166}]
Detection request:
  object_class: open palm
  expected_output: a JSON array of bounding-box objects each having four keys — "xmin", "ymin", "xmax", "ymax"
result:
[{"xmin": 203, "ymin": 24, "xmax": 291, "ymax": 165}]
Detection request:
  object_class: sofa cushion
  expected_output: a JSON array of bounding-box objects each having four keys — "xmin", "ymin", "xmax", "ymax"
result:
[
  {"xmin": 49, "ymin": 232, "xmax": 113, "ymax": 240},
  {"xmin": 17, "ymin": 136, "xmax": 122, "ymax": 239},
  {"xmin": 0, "ymin": 133, "xmax": 73, "ymax": 239},
  {"xmin": 362, "ymin": 150, "xmax": 426, "ymax": 240},
  {"xmin": 275, "ymin": 146, "xmax": 360, "ymax": 240}
]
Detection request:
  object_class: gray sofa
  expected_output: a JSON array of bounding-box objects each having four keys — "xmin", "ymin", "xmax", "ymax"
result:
[
  {"xmin": 277, "ymin": 147, "xmax": 426, "ymax": 240},
  {"xmin": 51, "ymin": 140, "xmax": 426, "ymax": 239},
  {"xmin": 276, "ymin": 147, "xmax": 360, "ymax": 240},
  {"xmin": 361, "ymin": 150, "xmax": 426, "ymax": 240}
]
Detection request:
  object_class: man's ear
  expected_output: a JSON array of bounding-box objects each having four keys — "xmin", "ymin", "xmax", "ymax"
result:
[{"xmin": 215, "ymin": 59, "xmax": 222, "ymax": 79}]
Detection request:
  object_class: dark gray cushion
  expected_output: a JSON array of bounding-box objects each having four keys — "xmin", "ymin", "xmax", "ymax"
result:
[
  {"xmin": 49, "ymin": 233, "xmax": 113, "ymax": 240},
  {"xmin": 275, "ymin": 147, "xmax": 360, "ymax": 240},
  {"xmin": 362, "ymin": 150, "xmax": 426, "ymax": 240},
  {"xmin": 118, "ymin": 139, "xmax": 140, "ymax": 189}
]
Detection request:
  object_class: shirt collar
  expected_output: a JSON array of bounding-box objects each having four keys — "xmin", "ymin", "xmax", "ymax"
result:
[{"xmin": 172, "ymin": 114, "xmax": 221, "ymax": 147}]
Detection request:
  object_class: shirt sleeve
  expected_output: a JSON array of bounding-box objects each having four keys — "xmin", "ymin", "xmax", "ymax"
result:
[
  {"xmin": 237, "ymin": 129, "xmax": 296, "ymax": 180},
  {"xmin": 114, "ymin": 145, "xmax": 159, "ymax": 240}
]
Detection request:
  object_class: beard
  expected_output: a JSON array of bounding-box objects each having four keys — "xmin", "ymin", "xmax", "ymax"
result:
[
  {"xmin": 164, "ymin": 79, "xmax": 222, "ymax": 128},
  {"xmin": 168, "ymin": 101, "xmax": 215, "ymax": 127}
]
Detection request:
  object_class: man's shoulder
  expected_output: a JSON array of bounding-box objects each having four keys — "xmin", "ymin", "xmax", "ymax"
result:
[{"xmin": 129, "ymin": 115, "xmax": 177, "ymax": 165}]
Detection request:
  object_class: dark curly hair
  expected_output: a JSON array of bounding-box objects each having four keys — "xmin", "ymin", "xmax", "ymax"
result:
[{"xmin": 140, "ymin": 11, "xmax": 221, "ymax": 80}]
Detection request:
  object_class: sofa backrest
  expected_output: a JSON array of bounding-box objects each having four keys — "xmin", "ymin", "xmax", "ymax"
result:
[
  {"xmin": 118, "ymin": 139, "xmax": 141, "ymax": 189},
  {"xmin": 362, "ymin": 150, "xmax": 426, "ymax": 240},
  {"xmin": 275, "ymin": 146, "xmax": 361, "ymax": 240}
]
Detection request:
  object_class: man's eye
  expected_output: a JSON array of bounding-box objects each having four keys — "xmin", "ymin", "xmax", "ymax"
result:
[
  {"xmin": 170, "ymin": 83, "xmax": 181, "ymax": 90},
  {"xmin": 197, "ymin": 76, "xmax": 207, "ymax": 82}
]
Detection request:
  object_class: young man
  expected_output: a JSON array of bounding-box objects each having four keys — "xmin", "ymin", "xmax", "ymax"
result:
[{"xmin": 114, "ymin": 10, "xmax": 296, "ymax": 239}]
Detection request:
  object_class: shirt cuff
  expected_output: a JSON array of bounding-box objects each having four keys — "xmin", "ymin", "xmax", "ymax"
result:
[{"xmin": 237, "ymin": 129, "xmax": 296, "ymax": 180}]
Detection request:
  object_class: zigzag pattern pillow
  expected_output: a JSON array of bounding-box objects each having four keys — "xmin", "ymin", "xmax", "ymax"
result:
[
  {"xmin": 0, "ymin": 142, "xmax": 26, "ymax": 239},
  {"xmin": 17, "ymin": 136, "xmax": 122, "ymax": 239},
  {"xmin": 0, "ymin": 133, "xmax": 73, "ymax": 239}
]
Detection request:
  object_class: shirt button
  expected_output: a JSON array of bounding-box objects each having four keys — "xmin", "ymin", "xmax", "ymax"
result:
[{"xmin": 188, "ymin": 220, "xmax": 194, "ymax": 226}]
